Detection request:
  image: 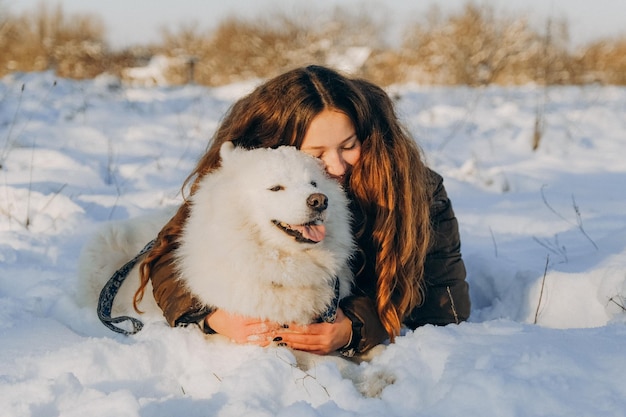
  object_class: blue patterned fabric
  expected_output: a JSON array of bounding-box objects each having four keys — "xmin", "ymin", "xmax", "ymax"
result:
[
  {"xmin": 318, "ymin": 277, "xmax": 340, "ymax": 323},
  {"xmin": 97, "ymin": 239, "xmax": 156, "ymax": 335}
]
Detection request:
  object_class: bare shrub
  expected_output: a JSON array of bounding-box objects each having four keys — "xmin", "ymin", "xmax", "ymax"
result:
[
  {"xmin": 530, "ymin": 18, "xmax": 578, "ymax": 85},
  {"xmin": 2, "ymin": 1, "xmax": 626, "ymax": 86},
  {"xmin": 193, "ymin": 15, "xmax": 307, "ymax": 85},
  {"xmin": 576, "ymin": 37, "xmax": 626, "ymax": 85},
  {"xmin": 360, "ymin": 49, "xmax": 409, "ymax": 86},
  {"xmin": 155, "ymin": 7, "xmax": 384, "ymax": 86},
  {"xmin": 0, "ymin": 3, "xmax": 106, "ymax": 78},
  {"xmin": 399, "ymin": 3, "xmax": 574, "ymax": 86}
]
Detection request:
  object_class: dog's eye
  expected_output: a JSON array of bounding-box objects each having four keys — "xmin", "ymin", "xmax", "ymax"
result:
[
  {"xmin": 310, "ymin": 181, "xmax": 317, "ymax": 187},
  {"xmin": 269, "ymin": 185, "xmax": 284, "ymax": 192}
]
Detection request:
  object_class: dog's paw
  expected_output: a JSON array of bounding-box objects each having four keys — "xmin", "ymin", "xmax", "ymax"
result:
[{"xmin": 353, "ymin": 368, "xmax": 396, "ymax": 397}]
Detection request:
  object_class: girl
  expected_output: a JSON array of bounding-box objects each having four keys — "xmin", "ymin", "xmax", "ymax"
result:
[{"xmin": 134, "ymin": 65, "xmax": 470, "ymax": 356}]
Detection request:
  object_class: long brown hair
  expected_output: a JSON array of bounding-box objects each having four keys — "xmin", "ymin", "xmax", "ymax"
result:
[
  {"xmin": 348, "ymin": 79, "xmax": 431, "ymax": 340},
  {"xmin": 135, "ymin": 65, "xmax": 431, "ymax": 339}
]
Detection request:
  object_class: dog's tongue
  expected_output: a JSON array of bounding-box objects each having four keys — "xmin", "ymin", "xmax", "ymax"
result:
[{"xmin": 300, "ymin": 223, "xmax": 326, "ymax": 242}]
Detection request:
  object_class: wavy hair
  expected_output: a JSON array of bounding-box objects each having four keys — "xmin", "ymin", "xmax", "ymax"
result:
[
  {"xmin": 348, "ymin": 79, "xmax": 431, "ymax": 340},
  {"xmin": 134, "ymin": 65, "xmax": 431, "ymax": 339}
]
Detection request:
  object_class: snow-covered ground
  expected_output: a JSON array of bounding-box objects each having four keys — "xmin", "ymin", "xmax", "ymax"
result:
[{"xmin": 1, "ymin": 71, "xmax": 625, "ymax": 416}]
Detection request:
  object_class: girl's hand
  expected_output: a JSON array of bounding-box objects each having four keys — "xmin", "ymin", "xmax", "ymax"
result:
[
  {"xmin": 205, "ymin": 309, "xmax": 281, "ymax": 346},
  {"xmin": 274, "ymin": 308, "xmax": 353, "ymax": 355}
]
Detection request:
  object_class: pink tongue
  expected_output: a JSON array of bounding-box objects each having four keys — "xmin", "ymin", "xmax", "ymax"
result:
[{"xmin": 300, "ymin": 223, "xmax": 326, "ymax": 242}]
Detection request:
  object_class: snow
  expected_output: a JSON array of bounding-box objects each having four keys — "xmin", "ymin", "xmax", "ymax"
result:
[{"xmin": 1, "ymin": 71, "xmax": 626, "ymax": 416}]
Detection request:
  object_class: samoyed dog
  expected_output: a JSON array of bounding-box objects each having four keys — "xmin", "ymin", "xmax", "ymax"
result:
[
  {"xmin": 77, "ymin": 142, "xmax": 355, "ymax": 329},
  {"xmin": 78, "ymin": 143, "xmax": 395, "ymax": 397}
]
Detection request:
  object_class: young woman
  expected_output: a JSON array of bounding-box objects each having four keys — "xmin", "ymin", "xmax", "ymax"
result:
[{"xmin": 134, "ymin": 65, "xmax": 470, "ymax": 356}]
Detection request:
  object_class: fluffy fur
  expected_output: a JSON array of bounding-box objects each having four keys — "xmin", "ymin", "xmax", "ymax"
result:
[
  {"xmin": 78, "ymin": 143, "xmax": 355, "ymax": 325},
  {"xmin": 77, "ymin": 208, "xmax": 174, "ymax": 319},
  {"xmin": 178, "ymin": 142, "xmax": 354, "ymax": 324}
]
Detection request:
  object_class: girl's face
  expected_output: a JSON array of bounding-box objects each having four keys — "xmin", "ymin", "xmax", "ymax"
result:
[{"xmin": 300, "ymin": 109, "xmax": 361, "ymax": 185}]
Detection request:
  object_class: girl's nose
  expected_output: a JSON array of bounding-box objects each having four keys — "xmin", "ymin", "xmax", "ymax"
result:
[{"xmin": 323, "ymin": 151, "xmax": 347, "ymax": 178}]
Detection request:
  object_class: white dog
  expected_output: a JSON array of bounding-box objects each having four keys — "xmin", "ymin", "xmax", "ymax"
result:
[
  {"xmin": 77, "ymin": 144, "xmax": 395, "ymax": 396},
  {"xmin": 78, "ymin": 142, "xmax": 355, "ymax": 329}
]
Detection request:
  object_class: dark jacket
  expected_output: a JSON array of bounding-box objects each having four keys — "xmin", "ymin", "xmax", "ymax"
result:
[
  {"xmin": 149, "ymin": 168, "xmax": 470, "ymax": 353},
  {"xmin": 340, "ymin": 168, "xmax": 470, "ymax": 353}
]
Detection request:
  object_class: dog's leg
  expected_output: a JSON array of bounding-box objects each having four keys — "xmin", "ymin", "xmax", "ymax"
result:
[{"xmin": 290, "ymin": 344, "xmax": 394, "ymax": 398}]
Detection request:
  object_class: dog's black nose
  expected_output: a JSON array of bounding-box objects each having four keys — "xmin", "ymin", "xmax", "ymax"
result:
[{"xmin": 307, "ymin": 193, "xmax": 328, "ymax": 212}]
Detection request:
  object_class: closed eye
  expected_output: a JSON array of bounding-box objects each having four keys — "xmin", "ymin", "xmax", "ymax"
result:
[
  {"xmin": 310, "ymin": 181, "xmax": 317, "ymax": 187},
  {"xmin": 343, "ymin": 141, "xmax": 358, "ymax": 150},
  {"xmin": 269, "ymin": 185, "xmax": 284, "ymax": 191}
]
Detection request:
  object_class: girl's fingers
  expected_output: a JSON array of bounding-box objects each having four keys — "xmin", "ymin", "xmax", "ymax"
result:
[{"xmin": 274, "ymin": 331, "xmax": 333, "ymax": 354}]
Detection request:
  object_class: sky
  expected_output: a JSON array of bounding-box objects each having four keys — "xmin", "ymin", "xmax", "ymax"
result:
[{"xmin": 6, "ymin": 0, "xmax": 626, "ymax": 49}]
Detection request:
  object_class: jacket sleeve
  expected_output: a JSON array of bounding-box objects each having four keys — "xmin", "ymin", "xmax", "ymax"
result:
[
  {"xmin": 339, "ymin": 295, "xmax": 388, "ymax": 355},
  {"xmin": 150, "ymin": 247, "xmax": 213, "ymax": 328},
  {"xmin": 404, "ymin": 169, "xmax": 470, "ymax": 328}
]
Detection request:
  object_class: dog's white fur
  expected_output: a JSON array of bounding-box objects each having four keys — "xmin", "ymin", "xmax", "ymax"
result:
[
  {"xmin": 77, "ymin": 143, "xmax": 393, "ymax": 397},
  {"xmin": 177, "ymin": 142, "xmax": 354, "ymax": 323},
  {"xmin": 77, "ymin": 207, "xmax": 174, "ymax": 319},
  {"xmin": 78, "ymin": 143, "xmax": 355, "ymax": 325}
]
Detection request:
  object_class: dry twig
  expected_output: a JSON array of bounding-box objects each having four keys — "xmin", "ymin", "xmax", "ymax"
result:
[{"xmin": 534, "ymin": 255, "xmax": 550, "ymax": 324}]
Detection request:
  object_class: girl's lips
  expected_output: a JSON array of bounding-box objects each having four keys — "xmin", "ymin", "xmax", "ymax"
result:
[{"xmin": 329, "ymin": 172, "xmax": 349, "ymax": 186}]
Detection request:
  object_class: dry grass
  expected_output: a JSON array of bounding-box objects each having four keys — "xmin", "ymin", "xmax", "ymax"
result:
[
  {"xmin": 399, "ymin": 4, "xmax": 578, "ymax": 86},
  {"xmin": 1, "ymin": 2, "xmax": 625, "ymax": 86},
  {"xmin": 576, "ymin": 38, "xmax": 626, "ymax": 84},
  {"xmin": 156, "ymin": 7, "xmax": 384, "ymax": 86},
  {"xmin": 0, "ymin": 3, "xmax": 107, "ymax": 78}
]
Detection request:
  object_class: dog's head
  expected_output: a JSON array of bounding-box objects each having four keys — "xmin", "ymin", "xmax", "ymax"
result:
[
  {"xmin": 216, "ymin": 142, "xmax": 352, "ymax": 252},
  {"xmin": 179, "ymin": 142, "xmax": 355, "ymax": 321}
]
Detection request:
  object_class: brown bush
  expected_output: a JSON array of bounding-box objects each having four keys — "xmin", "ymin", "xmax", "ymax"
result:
[
  {"xmin": 399, "ymin": 3, "xmax": 576, "ymax": 86},
  {"xmin": 1, "ymin": 1, "xmax": 625, "ymax": 86},
  {"xmin": 0, "ymin": 3, "xmax": 107, "ymax": 78},
  {"xmin": 576, "ymin": 38, "xmax": 626, "ymax": 84},
  {"xmin": 156, "ymin": 7, "xmax": 384, "ymax": 86}
]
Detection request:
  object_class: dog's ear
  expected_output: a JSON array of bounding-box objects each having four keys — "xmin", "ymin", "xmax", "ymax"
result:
[{"xmin": 219, "ymin": 141, "xmax": 236, "ymax": 162}]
